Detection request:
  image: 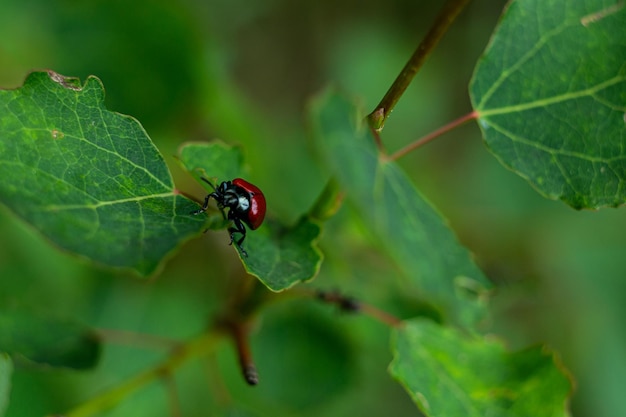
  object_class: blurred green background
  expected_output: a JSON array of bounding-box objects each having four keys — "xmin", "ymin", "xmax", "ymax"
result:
[{"xmin": 1, "ymin": 0, "xmax": 625, "ymax": 416}]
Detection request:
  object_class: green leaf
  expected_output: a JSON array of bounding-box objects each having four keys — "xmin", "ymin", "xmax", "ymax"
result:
[
  {"xmin": 310, "ymin": 90, "xmax": 491, "ymax": 328},
  {"xmin": 0, "ymin": 354, "xmax": 11, "ymax": 417},
  {"xmin": 178, "ymin": 140, "xmax": 246, "ymax": 183},
  {"xmin": 178, "ymin": 142, "xmax": 323, "ymax": 291},
  {"xmin": 390, "ymin": 320, "xmax": 572, "ymax": 417},
  {"xmin": 0, "ymin": 71, "xmax": 206, "ymax": 275},
  {"xmin": 470, "ymin": 0, "xmax": 626, "ymax": 209},
  {"xmin": 0, "ymin": 309, "xmax": 100, "ymax": 370},
  {"xmin": 242, "ymin": 217, "xmax": 323, "ymax": 291}
]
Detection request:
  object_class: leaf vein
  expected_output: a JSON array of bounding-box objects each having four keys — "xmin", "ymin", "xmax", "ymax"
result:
[
  {"xmin": 39, "ymin": 192, "xmax": 175, "ymax": 211},
  {"xmin": 479, "ymin": 73, "xmax": 626, "ymax": 116},
  {"xmin": 477, "ymin": 15, "xmax": 571, "ymax": 109},
  {"xmin": 487, "ymin": 120, "xmax": 626, "ymax": 164}
]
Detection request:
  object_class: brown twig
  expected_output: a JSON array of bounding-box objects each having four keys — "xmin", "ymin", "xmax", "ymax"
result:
[
  {"xmin": 220, "ymin": 319, "xmax": 259, "ymax": 386},
  {"xmin": 367, "ymin": 0, "xmax": 472, "ymax": 132}
]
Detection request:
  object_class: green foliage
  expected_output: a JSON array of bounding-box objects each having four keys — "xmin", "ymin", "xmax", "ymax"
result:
[
  {"xmin": 238, "ymin": 217, "xmax": 323, "ymax": 291},
  {"xmin": 470, "ymin": 0, "xmax": 626, "ymax": 209},
  {"xmin": 0, "ymin": 309, "xmax": 100, "ymax": 369},
  {"xmin": 311, "ymin": 90, "xmax": 572, "ymax": 416},
  {"xmin": 310, "ymin": 90, "xmax": 491, "ymax": 328},
  {"xmin": 390, "ymin": 320, "xmax": 571, "ymax": 417},
  {"xmin": 178, "ymin": 142, "xmax": 246, "ymax": 187},
  {"xmin": 0, "ymin": 71, "xmax": 205, "ymax": 276},
  {"xmin": 0, "ymin": 0, "xmax": 623, "ymax": 416},
  {"xmin": 178, "ymin": 142, "xmax": 323, "ymax": 291}
]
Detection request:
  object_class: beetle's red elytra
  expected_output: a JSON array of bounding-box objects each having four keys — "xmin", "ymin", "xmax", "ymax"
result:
[{"xmin": 232, "ymin": 178, "xmax": 266, "ymax": 230}]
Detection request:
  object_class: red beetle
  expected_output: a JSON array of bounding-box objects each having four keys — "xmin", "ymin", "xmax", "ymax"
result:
[{"xmin": 192, "ymin": 177, "xmax": 266, "ymax": 256}]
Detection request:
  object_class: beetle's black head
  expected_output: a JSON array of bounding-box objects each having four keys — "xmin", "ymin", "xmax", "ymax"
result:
[{"xmin": 213, "ymin": 181, "xmax": 250, "ymax": 214}]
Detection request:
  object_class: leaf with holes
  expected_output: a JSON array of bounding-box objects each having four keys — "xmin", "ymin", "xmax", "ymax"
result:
[
  {"xmin": 0, "ymin": 71, "xmax": 206, "ymax": 275},
  {"xmin": 390, "ymin": 320, "xmax": 572, "ymax": 417},
  {"xmin": 178, "ymin": 142, "xmax": 323, "ymax": 291},
  {"xmin": 470, "ymin": 0, "xmax": 626, "ymax": 209}
]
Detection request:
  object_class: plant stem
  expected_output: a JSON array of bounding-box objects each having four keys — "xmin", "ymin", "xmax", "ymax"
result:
[
  {"xmin": 387, "ymin": 111, "xmax": 478, "ymax": 161},
  {"xmin": 227, "ymin": 320, "xmax": 259, "ymax": 386},
  {"xmin": 308, "ymin": 177, "xmax": 345, "ymax": 221},
  {"xmin": 313, "ymin": 289, "xmax": 403, "ymax": 328},
  {"xmin": 367, "ymin": 0, "xmax": 472, "ymax": 132},
  {"xmin": 61, "ymin": 333, "xmax": 221, "ymax": 417},
  {"xmin": 358, "ymin": 303, "xmax": 403, "ymax": 328}
]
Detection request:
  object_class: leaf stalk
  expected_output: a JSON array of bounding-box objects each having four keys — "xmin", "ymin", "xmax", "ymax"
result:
[{"xmin": 387, "ymin": 111, "xmax": 478, "ymax": 161}]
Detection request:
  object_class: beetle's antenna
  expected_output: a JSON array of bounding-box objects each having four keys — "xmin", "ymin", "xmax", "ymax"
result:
[
  {"xmin": 190, "ymin": 177, "xmax": 219, "ymax": 216},
  {"xmin": 200, "ymin": 177, "xmax": 217, "ymax": 191}
]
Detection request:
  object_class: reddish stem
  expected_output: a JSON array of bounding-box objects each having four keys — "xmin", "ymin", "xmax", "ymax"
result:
[
  {"xmin": 314, "ymin": 290, "xmax": 403, "ymax": 328},
  {"xmin": 387, "ymin": 110, "xmax": 478, "ymax": 161},
  {"xmin": 358, "ymin": 303, "xmax": 404, "ymax": 328}
]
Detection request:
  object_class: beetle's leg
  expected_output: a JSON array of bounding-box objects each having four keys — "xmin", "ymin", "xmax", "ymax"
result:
[
  {"xmin": 191, "ymin": 190, "xmax": 226, "ymax": 217},
  {"xmin": 217, "ymin": 204, "xmax": 228, "ymax": 220},
  {"xmin": 227, "ymin": 219, "xmax": 247, "ymax": 245},
  {"xmin": 191, "ymin": 193, "xmax": 212, "ymax": 215},
  {"xmin": 228, "ymin": 217, "xmax": 248, "ymax": 257}
]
